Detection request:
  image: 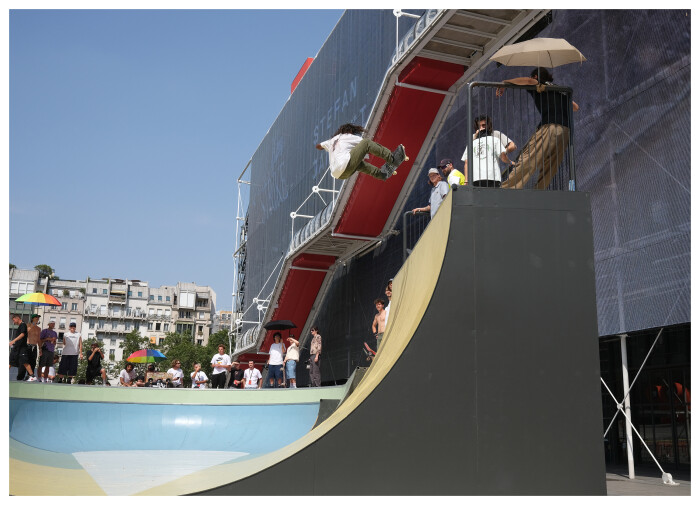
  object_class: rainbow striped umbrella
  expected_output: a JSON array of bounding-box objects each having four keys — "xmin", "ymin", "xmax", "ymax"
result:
[
  {"xmin": 15, "ymin": 292, "xmax": 62, "ymax": 306},
  {"xmin": 127, "ymin": 349, "xmax": 167, "ymax": 363}
]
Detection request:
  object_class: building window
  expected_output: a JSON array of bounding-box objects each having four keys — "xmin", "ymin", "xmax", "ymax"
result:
[
  {"xmin": 109, "ymin": 349, "xmax": 115, "ymax": 361},
  {"xmin": 159, "ymin": 338, "xmax": 165, "ymax": 346},
  {"xmin": 166, "ymin": 296, "xmax": 170, "ymax": 302},
  {"xmin": 138, "ymin": 291, "xmax": 143, "ymax": 297},
  {"xmin": 125, "ymin": 322, "xmax": 131, "ymax": 331},
  {"xmin": 155, "ymin": 323, "xmax": 161, "ymax": 331},
  {"xmin": 92, "ymin": 288, "xmax": 97, "ymax": 294},
  {"xmin": 164, "ymin": 323, "xmax": 169, "ymax": 331},
  {"xmin": 149, "ymin": 308, "xmax": 155, "ymax": 316},
  {"xmin": 103, "ymin": 289, "xmax": 108, "ymax": 294},
  {"xmin": 98, "ymin": 320, "xmax": 105, "ymax": 329},
  {"xmin": 89, "ymin": 319, "xmax": 95, "ymax": 329},
  {"xmin": 134, "ymin": 322, "xmax": 140, "ymax": 330},
  {"xmin": 165, "ymin": 310, "xmax": 171, "ymax": 317},
  {"xmin": 100, "ymin": 305, "xmax": 107, "ymax": 315},
  {"xmin": 59, "ymin": 318, "xmax": 66, "ymax": 329},
  {"xmin": 128, "ymin": 291, "xmax": 133, "ymax": 296},
  {"xmin": 61, "ymin": 302, "xmax": 68, "ymax": 311},
  {"xmin": 148, "ymin": 322, "xmax": 153, "ymax": 330},
  {"xmin": 149, "ymin": 295, "xmax": 154, "ymax": 300},
  {"xmin": 197, "ymin": 339, "xmax": 203, "ymax": 346},
  {"xmin": 158, "ymin": 295, "xmax": 162, "ymax": 301},
  {"xmin": 157, "ymin": 309, "xmax": 162, "ymax": 316},
  {"xmin": 198, "ymin": 325, "xmax": 203, "ymax": 332},
  {"xmin": 110, "ymin": 338, "xmax": 116, "ymax": 346},
  {"xmin": 71, "ymin": 303, "xmax": 78, "ymax": 311},
  {"xmin": 112, "ymin": 321, "xmax": 118, "ymax": 330},
  {"xmin": 114, "ymin": 306, "xmax": 120, "ymax": 315}
]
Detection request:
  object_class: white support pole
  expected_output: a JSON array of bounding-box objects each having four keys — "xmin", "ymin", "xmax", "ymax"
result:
[{"xmin": 620, "ymin": 333, "xmax": 635, "ymax": 479}]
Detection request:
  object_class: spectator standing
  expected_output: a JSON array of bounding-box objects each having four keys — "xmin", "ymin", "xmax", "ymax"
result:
[
  {"xmin": 309, "ymin": 327, "xmax": 322, "ymax": 387},
  {"xmin": 412, "ymin": 168, "xmax": 450, "ymax": 219},
  {"xmin": 26, "ymin": 314, "xmax": 41, "ymax": 380},
  {"xmin": 439, "ymin": 158, "xmax": 466, "ymax": 186},
  {"xmin": 243, "ymin": 361, "xmax": 263, "ymax": 389},
  {"xmin": 119, "ymin": 363, "xmax": 137, "ymax": 387},
  {"xmin": 384, "ymin": 282, "xmax": 393, "ymax": 325},
  {"xmin": 210, "ymin": 344, "xmax": 233, "ymax": 389},
  {"xmin": 191, "ymin": 363, "xmax": 208, "ymax": 389},
  {"xmin": 464, "ymin": 115, "xmax": 517, "ymax": 180},
  {"xmin": 167, "ymin": 359, "xmax": 184, "ymax": 388},
  {"xmin": 496, "ymin": 67, "xmax": 579, "ymax": 189},
  {"xmin": 9, "ymin": 314, "xmax": 31, "ymax": 381},
  {"xmin": 266, "ymin": 333, "xmax": 286, "ymax": 388},
  {"xmin": 56, "ymin": 322, "xmax": 82, "ymax": 384},
  {"xmin": 464, "ymin": 128, "xmax": 511, "ymax": 187},
  {"xmin": 372, "ymin": 299, "xmax": 387, "ymax": 349},
  {"xmin": 39, "ymin": 320, "xmax": 58, "ymax": 383},
  {"xmin": 85, "ymin": 343, "xmax": 107, "ymax": 385},
  {"xmin": 284, "ymin": 337, "xmax": 300, "ymax": 388}
]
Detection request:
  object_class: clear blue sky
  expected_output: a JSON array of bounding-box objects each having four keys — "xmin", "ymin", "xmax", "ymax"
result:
[{"xmin": 9, "ymin": 9, "xmax": 343, "ymax": 311}]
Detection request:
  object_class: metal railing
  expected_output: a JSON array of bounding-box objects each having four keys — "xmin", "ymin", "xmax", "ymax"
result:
[
  {"xmin": 467, "ymin": 81, "xmax": 576, "ymax": 191},
  {"xmin": 402, "ymin": 210, "xmax": 431, "ymax": 262}
]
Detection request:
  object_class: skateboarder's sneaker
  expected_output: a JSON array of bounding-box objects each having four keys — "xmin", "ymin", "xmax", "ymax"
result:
[{"xmin": 391, "ymin": 144, "xmax": 408, "ymax": 168}]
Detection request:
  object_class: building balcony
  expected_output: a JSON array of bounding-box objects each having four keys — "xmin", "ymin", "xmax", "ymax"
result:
[{"xmin": 147, "ymin": 313, "xmax": 171, "ymax": 320}]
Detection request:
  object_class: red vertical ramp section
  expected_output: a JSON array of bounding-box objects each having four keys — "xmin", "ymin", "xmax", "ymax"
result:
[
  {"xmin": 260, "ymin": 254, "xmax": 336, "ymax": 352},
  {"xmin": 335, "ymin": 57, "xmax": 464, "ymax": 237}
]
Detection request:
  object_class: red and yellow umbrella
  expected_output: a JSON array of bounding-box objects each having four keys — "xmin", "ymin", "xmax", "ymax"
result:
[{"xmin": 15, "ymin": 292, "xmax": 62, "ymax": 306}]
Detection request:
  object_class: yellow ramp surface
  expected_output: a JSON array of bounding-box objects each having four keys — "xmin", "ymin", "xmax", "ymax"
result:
[{"xmin": 142, "ymin": 191, "xmax": 453, "ymax": 495}]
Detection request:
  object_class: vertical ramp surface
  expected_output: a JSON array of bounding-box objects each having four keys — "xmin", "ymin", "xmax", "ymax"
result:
[{"xmin": 190, "ymin": 188, "xmax": 605, "ymax": 495}]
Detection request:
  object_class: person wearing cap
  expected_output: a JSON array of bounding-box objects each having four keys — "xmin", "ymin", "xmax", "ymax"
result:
[
  {"xmin": 39, "ymin": 320, "xmax": 58, "ymax": 382},
  {"xmin": 438, "ymin": 158, "xmax": 466, "ymax": 186},
  {"xmin": 56, "ymin": 322, "xmax": 83, "ymax": 384},
  {"xmin": 412, "ymin": 168, "xmax": 450, "ymax": 219},
  {"xmin": 24, "ymin": 314, "xmax": 42, "ymax": 381}
]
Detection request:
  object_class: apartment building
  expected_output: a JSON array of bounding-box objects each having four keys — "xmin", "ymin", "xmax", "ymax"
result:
[{"xmin": 8, "ymin": 269, "xmax": 217, "ymax": 364}]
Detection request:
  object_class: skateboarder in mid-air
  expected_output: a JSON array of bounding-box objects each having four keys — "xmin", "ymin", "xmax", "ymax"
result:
[{"xmin": 316, "ymin": 123, "xmax": 408, "ymax": 181}]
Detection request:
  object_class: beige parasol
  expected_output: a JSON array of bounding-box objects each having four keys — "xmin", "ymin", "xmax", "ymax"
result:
[{"xmin": 490, "ymin": 37, "xmax": 586, "ymax": 68}]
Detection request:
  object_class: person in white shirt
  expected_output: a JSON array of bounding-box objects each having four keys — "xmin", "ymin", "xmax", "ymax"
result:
[
  {"xmin": 166, "ymin": 359, "xmax": 185, "ymax": 388},
  {"xmin": 464, "ymin": 128, "xmax": 511, "ymax": 187},
  {"xmin": 284, "ymin": 337, "xmax": 300, "ymax": 388},
  {"xmin": 267, "ymin": 333, "xmax": 286, "ymax": 388},
  {"xmin": 191, "ymin": 363, "xmax": 208, "ymax": 389},
  {"xmin": 243, "ymin": 360, "xmax": 262, "ymax": 389},
  {"xmin": 119, "ymin": 363, "xmax": 137, "ymax": 387},
  {"xmin": 210, "ymin": 344, "xmax": 235, "ymax": 389},
  {"xmin": 316, "ymin": 123, "xmax": 407, "ymax": 181},
  {"xmin": 384, "ymin": 281, "xmax": 392, "ymax": 327}
]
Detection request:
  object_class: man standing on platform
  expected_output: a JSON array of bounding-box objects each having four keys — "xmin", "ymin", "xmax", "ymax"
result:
[
  {"xmin": 309, "ymin": 327, "xmax": 322, "ymax": 387},
  {"xmin": 412, "ymin": 168, "xmax": 450, "ymax": 219},
  {"xmin": 9, "ymin": 314, "xmax": 31, "ymax": 381},
  {"xmin": 39, "ymin": 320, "xmax": 58, "ymax": 382},
  {"xmin": 372, "ymin": 299, "xmax": 387, "ymax": 349},
  {"xmin": 26, "ymin": 314, "xmax": 42, "ymax": 380},
  {"xmin": 439, "ymin": 158, "xmax": 465, "ymax": 186}
]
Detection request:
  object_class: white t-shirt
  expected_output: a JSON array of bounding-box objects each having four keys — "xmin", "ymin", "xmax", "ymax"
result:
[
  {"xmin": 471, "ymin": 129, "xmax": 512, "ymax": 147},
  {"xmin": 286, "ymin": 343, "xmax": 300, "ymax": 361},
  {"xmin": 167, "ymin": 367, "xmax": 184, "ymax": 385},
  {"xmin": 119, "ymin": 369, "xmax": 136, "ymax": 386},
  {"xmin": 243, "ymin": 368, "xmax": 262, "ymax": 388},
  {"xmin": 320, "ymin": 133, "xmax": 363, "ymax": 178},
  {"xmin": 210, "ymin": 353, "xmax": 231, "ymax": 375},
  {"xmin": 268, "ymin": 343, "xmax": 286, "ymax": 365},
  {"xmin": 191, "ymin": 371, "xmax": 208, "ymax": 388},
  {"xmin": 385, "ymin": 301, "xmax": 391, "ymax": 324},
  {"xmin": 62, "ymin": 332, "xmax": 81, "ymax": 355},
  {"xmin": 462, "ymin": 135, "xmax": 506, "ymax": 182},
  {"xmin": 48, "ymin": 366, "xmax": 56, "ymax": 380}
]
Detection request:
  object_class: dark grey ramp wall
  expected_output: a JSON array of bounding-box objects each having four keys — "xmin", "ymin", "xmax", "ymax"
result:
[{"xmin": 199, "ymin": 189, "xmax": 606, "ymax": 495}]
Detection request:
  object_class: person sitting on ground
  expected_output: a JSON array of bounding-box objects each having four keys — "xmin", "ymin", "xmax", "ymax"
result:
[
  {"xmin": 230, "ymin": 362, "xmax": 245, "ymax": 389},
  {"xmin": 85, "ymin": 343, "xmax": 107, "ymax": 385},
  {"xmin": 266, "ymin": 333, "xmax": 286, "ymax": 388},
  {"xmin": 284, "ymin": 336, "xmax": 300, "ymax": 389},
  {"xmin": 47, "ymin": 355, "xmax": 59, "ymax": 382},
  {"xmin": 191, "ymin": 363, "xmax": 208, "ymax": 389},
  {"xmin": 119, "ymin": 363, "xmax": 137, "ymax": 387},
  {"xmin": 167, "ymin": 359, "xmax": 184, "ymax": 388},
  {"xmin": 412, "ymin": 168, "xmax": 450, "ymax": 219},
  {"xmin": 316, "ymin": 123, "xmax": 407, "ymax": 181}
]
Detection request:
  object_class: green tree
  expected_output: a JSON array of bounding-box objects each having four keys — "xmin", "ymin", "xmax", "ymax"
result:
[
  {"xmin": 116, "ymin": 330, "xmax": 150, "ymax": 377},
  {"xmin": 34, "ymin": 264, "xmax": 56, "ymax": 279},
  {"xmin": 10, "ymin": 263, "xmax": 16, "ymax": 271},
  {"xmin": 159, "ymin": 332, "xmax": 210, "ymax": 387}
]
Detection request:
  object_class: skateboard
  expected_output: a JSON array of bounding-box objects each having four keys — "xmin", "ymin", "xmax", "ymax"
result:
[
  {"xmin": 362, "ymin": 342, "xmax": 377, "ymax": 361},
  {"xmin": 382, "ymin": 144, "xmax": 409, "ymax": 179}
]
